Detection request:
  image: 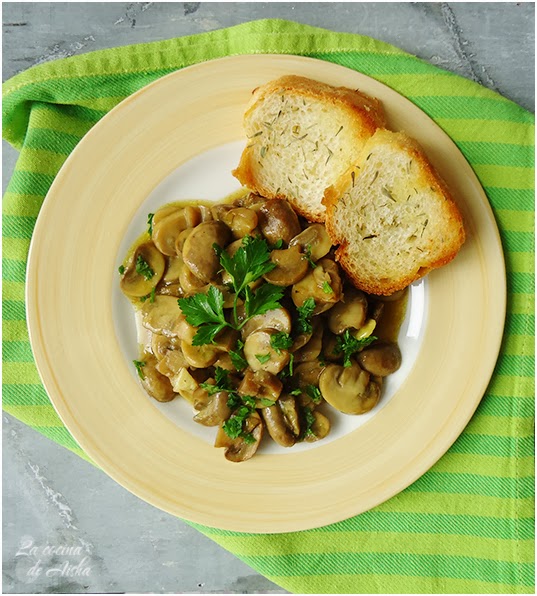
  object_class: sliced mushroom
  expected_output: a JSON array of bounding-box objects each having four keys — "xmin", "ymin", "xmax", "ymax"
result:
[
  {"xmin": 319, "ymin": 361, "xmax": 380, "ymax": 414},
  {"xmin": 304, "ymin": 410, "xmax": 331, "ymax": 442},
  {"xmin": 155, "ymin": 349, "xmax": 189, "ymax": 379},
  {"xmin": 278, "ymin": 395, "xmax": 301, "ymax": 436},
  {"xmin": 293, "ymin": 361, "xmax": 326, "ymax": 387},
  {"xmin": 294, "ymin": 321, "xmax": 323, "ymax": 363},
  {"xmin": 328, "ymin": 289, "xmax": 368, "ymax": 335},
  {"xmin": 179, "ymin": 262, "xmax": 207, "ymax": 295},
  {"xmin": 194, "ymin": 391, "xmax": 232, "ymax": 426},
  {"xmin": 241, "ymin": 308, "xmax": 291, "ymax": 340},
  {"xmin": 213, "ymin": 353, "xmax": 235, "ymax": 371},
  {"xmin": 120, "ymin": 243, "xmax": 165, "ymax": 297},
  {"xmin": 151, "ymin": 333, "xmax": 182, "ymax": 360},
  {"xmin": 214, "ymin": 411, "xmax": 263, "ymax": 462},
  {"xmin": 170, "ymin": 366, "xmax": 199, "ymax": 399},
  {"xmin": 163, "ymin": 255, "xmax": 184, "ymax": 283},
  {"xmin": 236, "ymin": 192, "xmax": 265, "ymax": 209},
  {"xmin": 152, "ymin": 207, "xmax": 201, "ymax": 256},
  {"xmin": 258, "ymin": 199, "xmax": 301, "ymax": 245},
  {"xmin": 289, "ymin": 224, "xmax": 332, "ymax": 262},
  {"xmin": 175, "ymin": 228, "xmax": 193, "ymax": 254},
  {"xmin": 354, "ymin": 319, "xmax": 377, "ymax": 340},
  {"xmin": 182, "ymin": 221, "xmax": 231, "ymax": 283},
  {"xmin": 238, "ymin": 369, "xmax": 282, "ymax": 402},
  {"xmin": 153, "ymin": 204, "xmax": 181, "ymax": 226},
  {"xmin": 180, "ymin": 340, "xmax": 219, "ymax": 368},
  {"xmin": 142, "ymin": 295, "xmax": 192, "ymax": 338},
  {"xmin": 243, "ymin": 329, "xmax": 290, "ymax": 374},
  {"xmin": 261, "ymin": 405, "xmax": 296, "ymax": 447},
  {"xmin": 322, "ymin": 332, "xmax": 342, "ymax": 362},
  {"xmin": 138, "ymin": 354, "xmax": 176, "ymax": 402},
  {"xmin": 291, "ymin": 258, "xmax": 342, "ymax": 314},
  {"xmin": 263, "ymin": 245, "xmax": 309, "ymax": 287},
  {"xmin": 357, "ymin": 342, "xmax": 402, "ymax": 376},
  {"xmin": 221, "ymin": 207, "xmax": 258, "ymax": 239}
]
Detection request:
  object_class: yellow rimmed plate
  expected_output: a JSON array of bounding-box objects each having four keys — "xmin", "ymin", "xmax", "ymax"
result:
[{"xmin": 26, "ymin": 55, "xmax": 505, "ymax": 533}]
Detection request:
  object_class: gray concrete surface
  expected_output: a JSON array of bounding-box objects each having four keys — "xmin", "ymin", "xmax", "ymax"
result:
[{"xmin": 2, "ymin": 3, "xmax": 535, "ymax": 594}]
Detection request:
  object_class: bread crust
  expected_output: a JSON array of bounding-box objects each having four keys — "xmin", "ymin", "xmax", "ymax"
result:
[
  {"xmin": 324, "ymin": 129, "xmax": 465, "ymax": 295},
  {"xmin": 232, "ymin": 75, "xmax": 386, "ymax": 222}
]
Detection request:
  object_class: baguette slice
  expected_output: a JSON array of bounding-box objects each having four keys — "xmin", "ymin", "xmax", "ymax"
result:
[
  {"xmin": 232, "ymin": 75, "xmax": 386, "ymax": 222},
  {"xmin": 324, "ymin": 129, "xmax": 465, "ymax": 295}
]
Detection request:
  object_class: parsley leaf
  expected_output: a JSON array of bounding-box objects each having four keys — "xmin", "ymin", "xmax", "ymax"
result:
[
  {"xmin": 334, "ymin": 329, "xmax": 378, "ymax": 367},
  {"xmin": 271, "ymin": 239, "xmax": 284, "ymax": 250},
  {"xmin": 177, "ymin": 286, "xmax": 229, "ymax": 346},
  {"xmin": 241, "ymin": 432, "xmax": 256, "ymax": 444},
  {"xmin": 296, "ymin": 297, "xmax": 316, "ymax": 334},
  {"xmin": 289, "ymin": 388, "xmax": 302, "ymax": 396},
  {"xmin": 215, "ymin": 235, "xmax": 276, "ymax": 298},
  {"xmin": 133, "ymin": 360, "xmax": 145, "ymax": 379},
  {"xmin": 230, "ymin": 339, "xmax": 248, "ymax": 371},
  {"xmin": 243, "ymin": 283, "xmax": 284, "ymax": 319},
  {"xmin": 147, "ymin": 213, "xmax": 155, "ymax": 237},
  {"xmin": 270, "ymin": 332, "xmax": 293, "ymax": 354},
  {"xmin": 136, "ymin": 254, "xmax": 154, "ymax": 280},
  {"xmin": 118, "ymin": 265, "xmax": 125, "ymax": 275}
]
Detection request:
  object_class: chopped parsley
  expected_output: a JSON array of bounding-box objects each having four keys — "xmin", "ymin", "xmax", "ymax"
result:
[
  {"xmin": 135, "ymin": 254, "xmax": 154, "ymax": 280},
  {"xmin": 222, "ymin": 405, "xmax": 252, "ymax": 439},
  {"xmin": 147, "ymin": 212, "xmax": 155, "ymax": 237},
  {"xmin": 255, "ymin": 353, "xmax": 271, "ymax": 365},
  {"xmin": 270, "ymin": 332, "xmax": 293, "ymax": 354},
  {"xmin": 118, "ymin": 265, "xmax": 125, "ymax": 275},
  {"xmin": 305, "ymin": 384, "xmax": 322, "ymax": 404},
  {"xmin": 334, "ymin": 329, "xmax": 378, "ymax": 367},
  {"xmin": 322, "ymin": 281, "xmax": 333, "ymax": 294},
  {"xmin": 133, "ymin": 360, "xmax": 145, "ymax": 380},
  {"xmin": 303, "ymin": 244, "xmax": 317, "ymax": 268},
  {"xmin": 139, "ymin": 286, "xmax": 156, "ymax": 303},
  {"xmin": 229, "ymin": 339, "xmax": 248, "ymax": 371},
  {"xmin": 296, "ymin": 297, "xmax": 316, "ymax": 335}
]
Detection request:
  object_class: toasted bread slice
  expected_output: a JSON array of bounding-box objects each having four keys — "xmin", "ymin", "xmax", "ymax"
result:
[
  {"xmin": 232, "ymin": 75, "xmax": 386, "ymax": 222},
  {"xmin": 324, "ymin": 129, "xmax": 465, "ymax": 295}
]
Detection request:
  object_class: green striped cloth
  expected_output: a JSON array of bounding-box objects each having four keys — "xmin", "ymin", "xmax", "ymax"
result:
[{"xmin": 3, "ymin": 19, "xmax": 534, "ymax": 594}]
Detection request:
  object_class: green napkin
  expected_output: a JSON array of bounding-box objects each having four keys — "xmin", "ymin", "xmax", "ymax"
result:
[{"xmin": 3, "ymin": 19, "xmax": 534, "ymax": 594}]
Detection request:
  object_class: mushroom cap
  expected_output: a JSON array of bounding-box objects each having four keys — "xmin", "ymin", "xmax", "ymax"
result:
[{"xmin": 319, "ymin": 362, "xmax": 378, "ymax": 415}]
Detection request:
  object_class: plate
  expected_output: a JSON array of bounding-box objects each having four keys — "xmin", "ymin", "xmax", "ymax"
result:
[{"xmin": 26, "ymin": 55, "xmax": 506, "ymax": 533}]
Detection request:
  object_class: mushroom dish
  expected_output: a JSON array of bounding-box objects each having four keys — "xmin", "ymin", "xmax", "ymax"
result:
[{"xmin": 119, "ymin": 193, "xmax": 406, "ymax": 462}]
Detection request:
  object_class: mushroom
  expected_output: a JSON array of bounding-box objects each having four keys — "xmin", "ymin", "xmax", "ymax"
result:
[
  {"xmin": 163, "ymin": 255, "xmax": 184, "ymax": 283},
  {"xmin": 152, "ymin": 207, "xmax": 201, "ymax": 256},
  {"xmin": 243, "ymin": 329, "xmax": 290, "ymax": 374},
  {"xmin": 289, "ymin": 224, "xmax": 332, "ymax": 262},
  {"xmin": 293, "ymin": 321, "xmax": 323, "ymax": 363},
  {"xmin": 213, "ymin": 353, "xmax": 235, "ymax": 371},
  {"xmin": 258, "ymin": 199, "xmax": 301, "ymax": 245},
  {"xmin": 293, "ymin": 361, "xmax": 326, "ymax": 387},
  {"xmin": 357, "ymin": 342, "xmax": 402, "ymax": 376},
  {"xmin": 193, "ymin": 391, "xmax": 232, "ymax": 426},
  {"xmin": 263, "ymin": 245, "xmax": 309, "ymax": 287},
  {"xmin": 328, "ymin": 289, "xmax": 368, "ymax": 335},
  {"xmin": 182, "ymin": 221, "xmax": 231, "ymax": 283},
  {"xmin": 155, "ymin": 349, "xmax": 189, "ymax": 378},
  {"xmin": 304, "ymin": 410, "xmax": 331, "ymax": 442},
  {"xmin": 138, "ymin": 354, "xmax": 176, "ymax": 402},
  {"xmin": 238, "ymin": 369, "xmax": 283, "ymax": 403},
  {"xmin": 120, "ymin": 243, "xmax": 165, "ymax": 297},
  {"xmin": 241, "ymin": 308, "xmax": 291, "ymax": 340},
  {"xmin": 170, "ymin": 367, "xmax": 199, "ymax": 400},
  {"xmin": 291, "ymin": 258, "xmax": 342, "ymax": 314},
  {"xmin": 179, "ymin": 263, "xmax": 207, "ymax": 295},
  {"xmin": 214, "ymin": 411, "xmax": 263, "ymax": 462},
  {"xmin": 321, "ymin": 332, "xmax": 342, "ymax": 362},
  {"xmin": 153, "ymin": 204, "xmax": 181, "ymax": 226},
  {"xmin": 142, "ymin": 295, "xmax": 194, "ymax": 339},
  {"xmin": 319, "ymin": 361, "xmax": 380, "ymax": 414},
  {"xmin": 180, "ymin": 340, "xmax": 219, "ymax": 368},
  {"xmin": 221, "ymin": 207, "xmax": 258, "ymax": 239},
  {"xmin": 278, "ymin": 395, "xmax": 301, "ymax": 436},
  {"xmin": 261, "ymin": 404, "xmax": 296, "ymax": 447},
  {"xmin": 151, "ymin": 333, "xmax": 182, "ymax": 360},
  {"xmin": 175, "ymin": 228, "xmax": 193, "ymax": 254}
]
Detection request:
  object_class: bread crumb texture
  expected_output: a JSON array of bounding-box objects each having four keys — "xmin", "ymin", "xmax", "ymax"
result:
[
  {"xmin": 233, "ymin": 76, "xmax": 385, "ymax": 222},
  {"xmin": 325, "ymin": 129, "xmax": 465, "ymax": 295}
]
